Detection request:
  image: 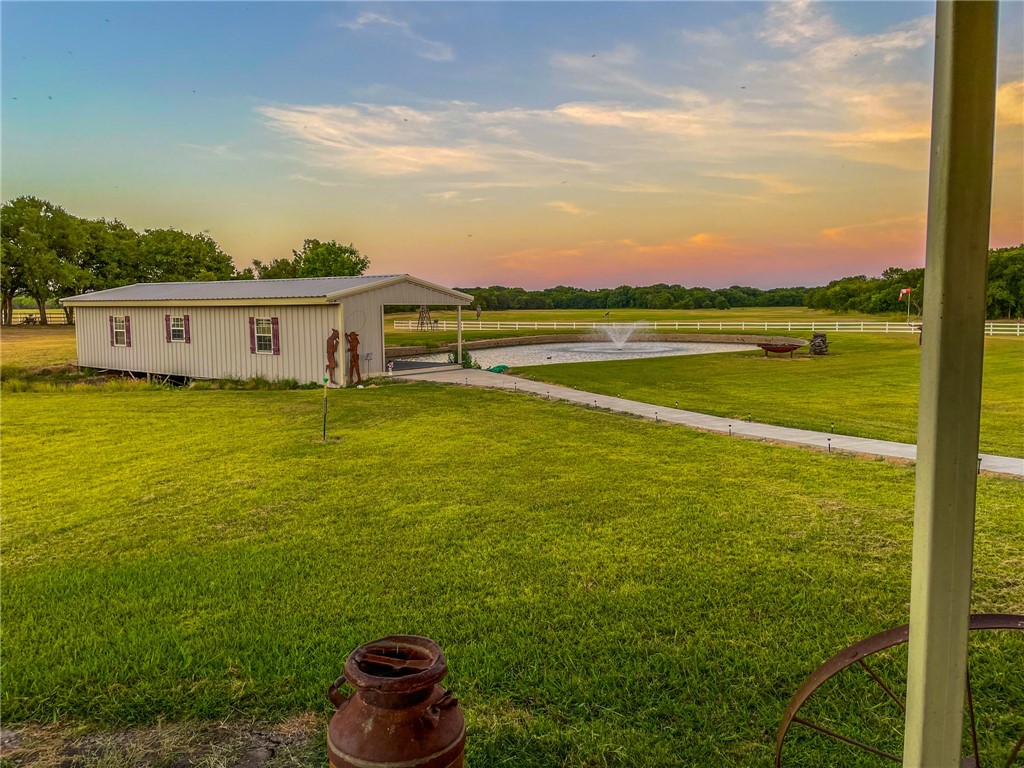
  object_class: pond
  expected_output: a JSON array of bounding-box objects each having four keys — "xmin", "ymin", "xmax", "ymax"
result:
[{"xmin": 402, "ymin": 341, "xmax": 759, "ymax": 368}]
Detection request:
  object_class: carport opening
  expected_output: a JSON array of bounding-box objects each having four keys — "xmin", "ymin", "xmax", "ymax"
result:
[{"xmin": 383, "ymin": 304, "xmax": 467, "ymax": 375}]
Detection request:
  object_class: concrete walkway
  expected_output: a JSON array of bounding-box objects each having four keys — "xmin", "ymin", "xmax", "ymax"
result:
[{"xmin": 400, "ymin": 368, "xmax": 1024, "ymax": 478}]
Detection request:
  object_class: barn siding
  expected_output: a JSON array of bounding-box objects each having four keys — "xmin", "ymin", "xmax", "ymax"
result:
[
  {"xmin": 70, "ymin": 278, "xmax": 471, "ymax": 382},
  {"xmin": 75, "ymin": 305, "xmax": 335, "ymax": 383}
]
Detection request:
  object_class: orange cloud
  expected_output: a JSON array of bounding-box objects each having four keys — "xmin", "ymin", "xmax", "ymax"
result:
[
  {"xmin": 997, "ymin": 81, "xmax": 1024, "ymax": 126},
  {"xmin": 546, "ymin": 200, "xmax": 589, "ymax": 216}
]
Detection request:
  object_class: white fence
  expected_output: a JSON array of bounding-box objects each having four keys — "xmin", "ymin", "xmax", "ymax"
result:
[{"xmin": 393, "ymin": 319, "xmax": 1023, "ymax": 336}]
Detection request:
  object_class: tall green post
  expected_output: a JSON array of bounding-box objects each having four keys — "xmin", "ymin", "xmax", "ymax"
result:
[
  {"xmin": 903, "ymin": 3, "xmax": 998, "ymax": 766},
  {"xmin": 323, "ymin": 376, "xmax": 329, "ymax": 441}
]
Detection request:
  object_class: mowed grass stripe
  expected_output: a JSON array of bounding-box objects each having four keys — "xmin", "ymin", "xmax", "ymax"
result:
[
  {"xmin": 2, "ymin": 386, "xmax": 1022, "ymax": 766},
  {"xmin": 515, "ymin": 335, "xmax": 1024, "ymax": 457}
]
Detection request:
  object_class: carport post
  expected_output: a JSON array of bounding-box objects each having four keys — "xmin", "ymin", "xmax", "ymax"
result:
[
  {"xmin": 457, "ymin": 306, "xmax": 463, "ymax": 366},
  {"xmin": 902, "ymin": 3, "xmax": 998, "ymax": 766},
  {"xmin": 337, "ymin": 302, "xmax": 346, "ymax": 387}
]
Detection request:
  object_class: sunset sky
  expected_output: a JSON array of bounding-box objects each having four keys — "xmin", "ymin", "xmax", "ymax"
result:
[{"xmin": 3, "ymin": 1, "xmax": 1022, "ymax": 289}]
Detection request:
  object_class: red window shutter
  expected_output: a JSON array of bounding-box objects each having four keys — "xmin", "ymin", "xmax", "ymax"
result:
[
  {"xmin": 165, "ymin": 315, "xmax": 172, "ymax": 342},
  {"xmin": 248, "ymin": 317, "xmax": 256, "ymax": 354},
  {"xmin": 124, "ymin": 315, "xmax": 132, "ymax": 347},
  {"xmin": 271, "ymin": 317, "xmax": 280, "ymax": 355},
  {"xmin": 183, "ymin": 314, "xmax": 191, "ymax": 343},
  {"xmin": 109, "ymin": 315, "xmax": 115, "ymax": 346}
]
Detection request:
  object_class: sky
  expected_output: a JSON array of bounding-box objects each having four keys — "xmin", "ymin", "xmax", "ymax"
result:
[{"xmin": 2, "ymin": 1, "xmax": 1022, "ymax": 290}]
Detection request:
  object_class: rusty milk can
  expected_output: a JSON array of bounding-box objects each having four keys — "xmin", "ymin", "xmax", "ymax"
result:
[{"xmin": 328, "ymin": 635, "xmax": 465, "ymax": 768}]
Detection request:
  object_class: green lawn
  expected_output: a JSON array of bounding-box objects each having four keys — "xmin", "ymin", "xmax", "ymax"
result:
[
  {"xmin": 514, "ymin": 334, "xmax": 1024, "ymax": 458},
  {"xmin": 2, "ymin": 385, "xmax": 1022, "ymax": 766}
]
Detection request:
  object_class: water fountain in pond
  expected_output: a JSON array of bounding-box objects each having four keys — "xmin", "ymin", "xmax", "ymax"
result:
[
  {"xmin": 403, "ymin": 319, "xmax": 759, "ymax": 366},
  {"xmin": 595, "ymin": 323, "xmax": 637, "ymax": 350}
]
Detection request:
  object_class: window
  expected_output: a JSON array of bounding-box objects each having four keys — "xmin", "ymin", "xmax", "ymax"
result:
[
  {"xmin": 255, "ymin": 317, "xmax": 273, "ymax": 353},
  {"xmin": 248, "ymin": 315, "xmax": 279, "ymax": 355},
  {"xmin": 113, "ymin": 316, "xmax": 127, "ymax": 346},
  {"xmin": 165, "ymin": 314, "xmax": 190, "ymax": 343},
  {"xmin": 109, "ymin": 315, "xmax": 131, "ymax": 347}
]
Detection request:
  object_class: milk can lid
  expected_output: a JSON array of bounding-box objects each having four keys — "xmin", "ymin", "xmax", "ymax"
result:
[{"xmin": 344, "ymin": 635, "xmax": 448, "ymax": 693}]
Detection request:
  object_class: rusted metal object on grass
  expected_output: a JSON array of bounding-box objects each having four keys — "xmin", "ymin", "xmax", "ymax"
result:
[
  {"xmin": 328, "ymin": 635, "xmax": 465, "ymax": 768},
  {"xmin": 775, "ymin": 613, "xmax": 1024, "ymax": 767},
  {"xmin": 757, "ymin": 343, "xmax": 801, "ymax": 358}
]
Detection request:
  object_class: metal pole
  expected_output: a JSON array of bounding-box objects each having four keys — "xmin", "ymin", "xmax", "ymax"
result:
[
  {"xmin": 457, "ymin": 306, "xmax": 463, "ymax": 365},
  {"xmin": 323, "ymin": 376, "xmax": 329, "ymax": 441},
  {"xmin": 903, "ymin": 4, "xmax": 998, "ymax": 766}
]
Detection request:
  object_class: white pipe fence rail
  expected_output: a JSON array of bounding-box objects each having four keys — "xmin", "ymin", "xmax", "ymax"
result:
[{"xmin": 393, "ymin": 319, "xmax": 1023, "ymax": 336}]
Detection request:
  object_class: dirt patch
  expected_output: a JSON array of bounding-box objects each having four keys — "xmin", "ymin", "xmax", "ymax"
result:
[{"xmin": 0, "ymin": 713, "xmax": 323, "ymax": 768}]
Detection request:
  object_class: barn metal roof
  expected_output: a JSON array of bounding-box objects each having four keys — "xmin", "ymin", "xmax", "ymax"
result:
[{"xmin": 61, "ymin": 274, "xmax": 473, "ymax": 305}]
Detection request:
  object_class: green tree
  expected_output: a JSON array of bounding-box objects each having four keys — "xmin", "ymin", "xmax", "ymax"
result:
[
  {"xmin": 0, "ymin": 196, "xmax": 84, "ymax": 325},
  {"xmin": 138, "ymin": 229, "xmax": 234, "ymax": 283},
  {"xmin": 54, "ymin": 218, "xmax": 142, "ymax": 322},
  {"xmin": 251, "ymin": 258, "xmax": 297, "ymax": 279},
  {"xmin": 986, "ymin": 245, "xmax": 1024, "ymax": 318},
  {"xmin": 292, "ymin": 239, "xmax": 370, "ymax": 277}
]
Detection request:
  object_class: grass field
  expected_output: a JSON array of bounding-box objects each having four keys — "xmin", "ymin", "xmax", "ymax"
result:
[
  {"xmin": 515, "ymin": 334, "xmax": 1024, "ymax": 458},
  {"xmin": 3, "ymin": 384, "xmax": 1023, "ymax": 766},
  {"xmin": 1, "ymin": 325, "xmax": 78, "ymax": 370}
]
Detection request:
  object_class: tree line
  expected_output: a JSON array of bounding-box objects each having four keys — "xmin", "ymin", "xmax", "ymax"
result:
[
  {"xmin": 0, "ymin": 196, "xmax": 370, "ymax": 325},
  {"xmin": 459, "ymin": 284, "xmax": 809, "ymax": 312},
  {"xmin": 460, "ymin": 246, "xmax": 1022, "ymax": 319},
  {"xmin": 801, "ymin": 245, "xmax": 1023, "ymax": 319}
]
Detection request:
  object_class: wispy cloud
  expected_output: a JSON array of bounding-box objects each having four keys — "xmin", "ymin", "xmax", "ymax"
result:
[
  {"xmin": 256, "ymin": 101, "xmax": 608, "ymax": 178},
  {"xmin": 703, "ymin": 172, "xmax": 809, "ymax": 196},
  {"xmin": 553, "ymin": 100, "xmax": 726, "ymax": 137},
  {"xmin": 546, "ymin": 200, "xmax": 589, "ymax": 216},
  {"xmin": 340, "ymin": 11, "xmax": 453, "ymax": 62},
  {"xmin": 759, "ymin": 0, "xmax": 931, "ymax": 70},
  {"xmin": 181, "ymin": 142, "xmax": 244, "ymax": 161},
  {"xmin": 425, "ymin": 190, "xmax": 491, "ymax": 204},
  {"xmin": 257, "ymin": 103, "xmax": 488, "ymax": 174},
  {"xmin": 819, "ymin": 215, "xmax": 926, "ymax": 247},
  {"xmin": 804, "ymin": 17, "xmax": 932, "ymax": 70},
  {"xmin": 760, "ymin": 0, "xmax": 836, "ymax": 48},
  {"xmin": 680, "ymin": 27, "xmax": 731, "ymax": 49},
  {"xmin": 550, "ymin": 44, "xmax": 695, "ymax": 102},
  {"xmin": 997, "ymin": 81, "xmax": 1024, "ymax": 125},
  {"xmin": 289, "ymin": 173, "xmax": 349, "ymax": 188}
]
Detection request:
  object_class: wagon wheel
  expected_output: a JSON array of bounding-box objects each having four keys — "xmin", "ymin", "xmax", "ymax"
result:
[{"xmin": 776, "ymin": 614, "xmax": 1024, "ymax": 767}]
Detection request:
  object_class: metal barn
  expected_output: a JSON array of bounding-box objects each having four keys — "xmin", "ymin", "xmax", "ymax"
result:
[{"xmin": 61, "ymin": 274, "xmax": 473, "ymax": 385}]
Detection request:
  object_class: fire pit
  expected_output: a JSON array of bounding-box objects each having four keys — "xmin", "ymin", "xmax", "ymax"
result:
[{"xmin": 757, "ymin": 343, "xmax": 801, "ymax": 358}]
